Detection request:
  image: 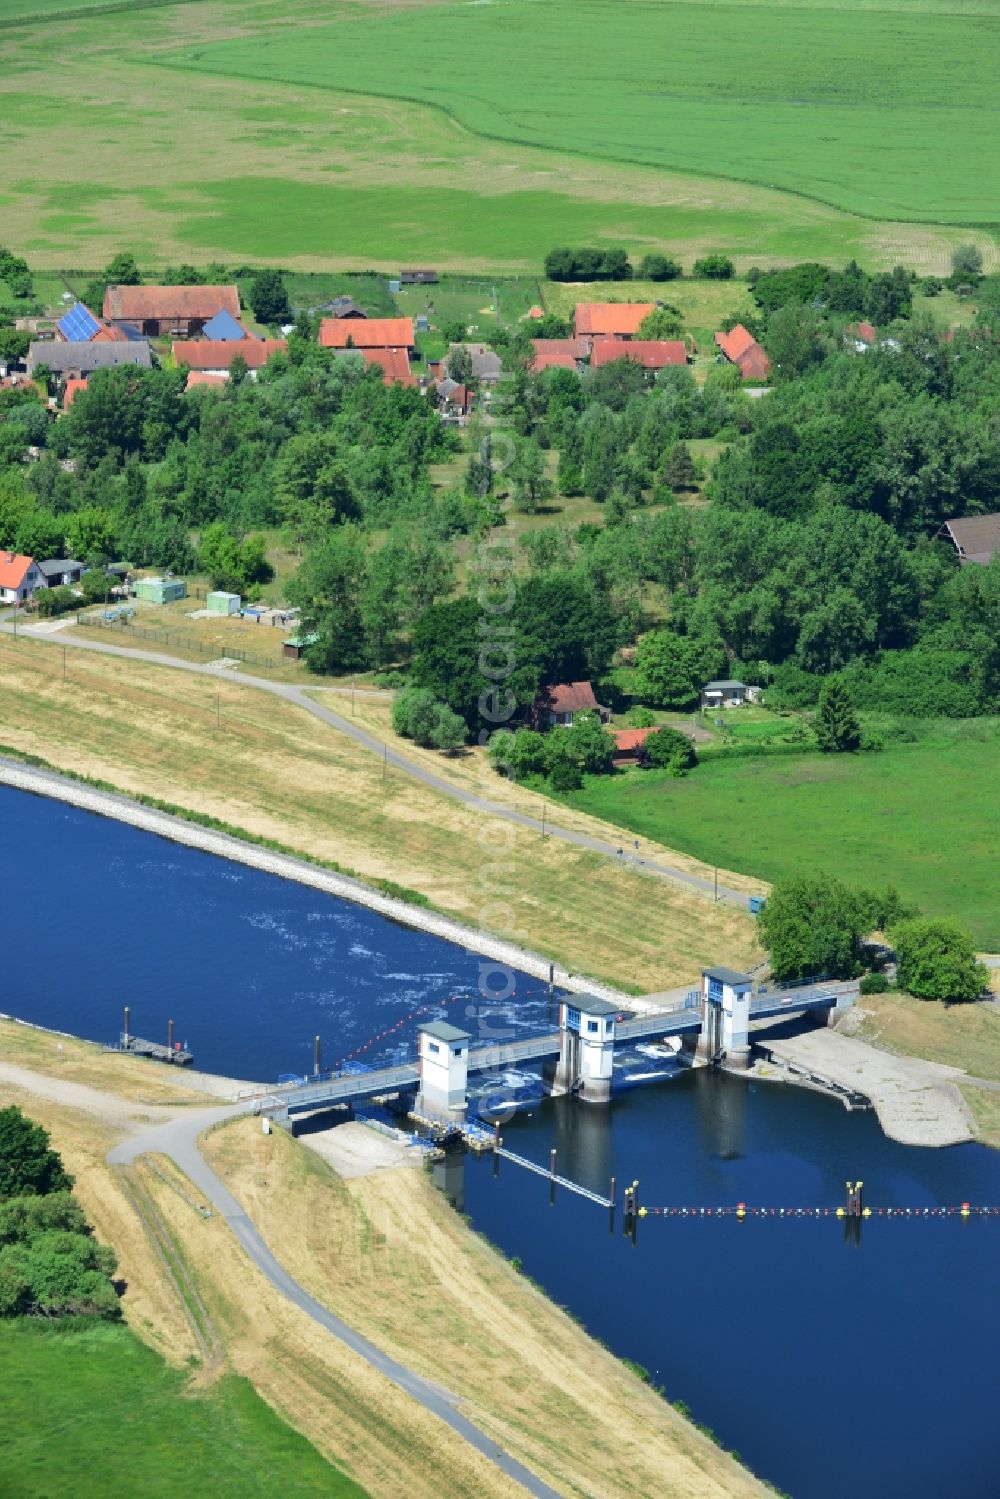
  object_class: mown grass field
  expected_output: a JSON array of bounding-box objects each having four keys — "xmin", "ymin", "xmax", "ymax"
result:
[
  {"xmin": 557, "ymin": 720, "xmax": 1000, "ymax": 947},
  {"xmin": 172, "ymin": 0, "xmax": 1000, "ymax": 224},
  {"xmin": 0, "ymin": 0, "xmax": 996, "ymax": 271},
  {"xmin": 0, "ymin": 1321, "xmax": 362, "ymax": 1497}
]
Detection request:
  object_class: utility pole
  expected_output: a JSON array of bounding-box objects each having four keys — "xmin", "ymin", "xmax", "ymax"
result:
[{"xmin": 62, "ymin": 646, "xmax": 66, "ymax": 681}]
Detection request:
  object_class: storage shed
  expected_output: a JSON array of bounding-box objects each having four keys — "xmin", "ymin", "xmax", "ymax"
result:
[
  {"xmin": 134, "ymin": 576, "xmax": 187, "ymax": 605},
  {"xmin": 207, "ymin": 590, "xmax": 241, "ymax": 615},
  {"xmin": 282, "ymin": 632, "xmax": 317, "ymax": 660}
]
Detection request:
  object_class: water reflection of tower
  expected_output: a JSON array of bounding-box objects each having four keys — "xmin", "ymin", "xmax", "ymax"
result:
[
  {"xmin": 694, "ymin": 1068, "xmax": 747, "ymax": 1161},
  {"xmin": 434, "ymin": 1145, "xmax": 466, "ymax": 1213},
  {"xmin": 549, "ymin": 1092, "xmax": 614, "ymax": 1191}
]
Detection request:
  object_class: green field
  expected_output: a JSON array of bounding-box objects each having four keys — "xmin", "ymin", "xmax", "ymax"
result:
[
  {"xmin": 557, "ymin": 720, "xmax": 1000, "ymax": 947},
  {"xmin": 171, "ymin": 0, "xmax": 1000, "ymax": 224},
  {"xmin": 0, "ymin": 1319, "xmax": 365, "ymax": 1497},
  {"xmin": 0, "ymin": 0, "xmax": 997, "ymax": 272}
]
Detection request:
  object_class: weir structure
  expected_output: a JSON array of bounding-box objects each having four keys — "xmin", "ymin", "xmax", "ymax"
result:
[{"xmin": 248, "ymin": 970, "xmax": 856, "ymax": 1130}]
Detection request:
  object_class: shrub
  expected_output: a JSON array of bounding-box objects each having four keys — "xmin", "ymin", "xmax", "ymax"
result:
[
  {"xmin": 625, "ymin": 706, "xmax": 656, "ymax": 728},
  {"xmin": 35, "ymin": 586, "xmax": 77, "ymax": 618},
  {"xmin": 645, "ymin": 726, "xmax": 696, "ymax": 774},
  {"xmin": 692, "ymin": 254, "xmax": 735, "ymax": 280},
  {"xmin": 544, "ymin": 247, "xmax": 632, "ymax": 282},
  {"xmin": 638, "ymin": 253, "xmax": 682, "ymax": 282},
  {"xmin": 892, "ymin": 917, "xmax": 989, "ymax": 1002},
  {"xmin": 859, "ymin": 973, "xmax": 890, "ymax": 995},
  {"xmin": 0, "ymin": 1108, "xmax": 73, "ymax": 1199},
  {"xmin": 548, "ymin": 758, "xmax": 583, "ymax": 792},
  {"xmin": 392, "ymin": 686, "xmax": 467, "ymax": 751}
]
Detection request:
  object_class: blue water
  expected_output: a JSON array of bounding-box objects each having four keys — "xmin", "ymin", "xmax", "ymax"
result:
[
  {"xmin": 5, "ymin": 784, "xmax": 1000, "ymax": 1498},
  {"xmin": 0, "ymin": 787, "xmax": 556, "ymax": 1079}
]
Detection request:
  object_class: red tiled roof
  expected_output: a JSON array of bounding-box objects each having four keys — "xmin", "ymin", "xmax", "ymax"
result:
[
  {"xmin": 358, "ymin": 347, "xmax": 416, "ymax": 386},
  {"xmin": 172, "ymin": 339, "xmax": 287, "ymax": 371},
  {"xmin": 62, "ymin": 378, "xmax": 87, "ymax": 409},
  {"xmin": 848, "ymin": 321, "xmax": 877, "ymax": 345},
  {"xmin": 612, "ymin": 727, "xmax": 654, "ymax": 754},
  {"xmin": 590, "ymin": 338, "xmax": 687, "ymax": 370},
  {"xmin": 529, "ymin": 305, "xmax": 544, "ymax": 319},
  {"xmin": 104, "ymin": 284, "xmax": 241, "ymax": 323},
  {"xmin": 91, "ymin": 323, "xmax": 130, "ymax": 343},
  {"xmin": 185, "ymin": 371, "xmax": 229, "ymax": 391},
  {"xmin": 574, "ymin": 303, "xmax": 655, "ymax": 338},
  {"xmin": 531, "ymin": 352, "xmax": 580, "ymax": 372},
  {"xmin": 532, "ymin": 337, "xmax": 588, "ymax": 359},
  {"xmin": 319, "ymin": 317, "xmax": 414, "ymax": 350},
  {"xmin": 0, "ymin": 552, "xmax": 34, "ymax": 589},
  {"xmin": 544, "ymin": 681, "xmax": 600, "ymax": 714},
  {"xmin": 736, "ymin": 343, "xmax": 772, "ymax": 381},
  {"xmin": 714, "ymin": 325, "xmax": 757, "ymax": 363}
]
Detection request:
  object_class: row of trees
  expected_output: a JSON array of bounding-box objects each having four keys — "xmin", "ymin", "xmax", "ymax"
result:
[
  {"xmin": 543, "ymin": 247, "xmax": 733, "ymax": 282},
  {"xmin": 757, "ymin": 877, "xmax": 988, "ymax": 1001}
]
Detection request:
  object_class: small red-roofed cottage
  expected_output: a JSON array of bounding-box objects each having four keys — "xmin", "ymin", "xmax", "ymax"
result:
[
  {"xmin": 62, "ymin": 377, "xmax": 88, "ymax": 410},
  {"xmin": 611, "ymin": 726, "xmax": 655, "ymax": 766},
  {"xmin": 590, "ymin": 338, "xmax": 687, "ymax": 371},
  {"xmin": 185, "ymin": 371, "xmax": 229, "ymax": 393},
  {"xmin": 172, "ymin": 339, "xmax": 287, "ymax": 378},
  {"xmin": 529, "ymin": 338, "xmax": 588, "ymax": 373},
  {"xmin": 574, "ymin": 304, "xmax": 656, "ymax": 343},
  {"xmin": 714, "ymin": 324, "xmax": 771, "ymax": 382},
  {"xmin": 0, "ymin": 552, "xmax": 43, "ymax": 604},
  {"xmin": 334, "ymin": 346, "xmax": 416, "ymax": 387},
  {"xmin": 534, "ymin": 680, "xmax": 610, "ymax": 728}
]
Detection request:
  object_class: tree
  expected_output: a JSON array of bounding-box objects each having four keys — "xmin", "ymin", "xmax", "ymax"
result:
[
  {"xmin": 764, "ymin": 303, "xmax": 821, "ymax": 381},
  {"xmin": 0, "ymin": 327, "xmax": 30, "ymax": 364},
  {"xmin": 104, "ymin": 253, "xmax": 141, "ymax": 285},
  {"xmin": 814, "ymin": 678, "xmax": 862, "ymax": 752},
  {"xmin": 638, "ymin": 306, "xmax": 684, "ymax": 340},
  {"xmin": 632, "ymin": 629, "xmax": 700, "ymax": 709},
  {"xmin": 65, "ymin": 506, "xmax": 117, "ymax": 562},
  {"xmin": 287, "ymin": 526, "xmax": 368, "ymax": 672},
  {"xmin": 198, "ymin": 523, "xmax": 272, "ymax": 594},
  {"xmin": 0, "ymin": 1108, "xmax": 73, "ymax": 1199},
  {"xmin": 638, "ymin": 253, "xmax": 681, "ymax": 282},
  {"xmin": 951, "ymin": 244, "xmax": 984, "ymax": 281},
  {"xmin": 892, "ymin": 918, "xmax": 988, "ymax": 1002},
  {"xmin": 248, "ymin": 268, "xmax": 289, "ymax": 325},
  {"xmin": 693, "ymin": 254, "xmax": 735, "ymax": 280},
  {"xmin": 663, "ymin": 441, "xmax": 696, "ymax": 492},
  {"xmin": 757, "ymin": 876, "xmax": 874, "ymax": 981},
  {"xmin": 644, "ymin": 725, "xmax": 696, "ymax": 773},
  {"xmin": 508, "ymin": 437, "xmax": 553, "ymax": 514},
  {"xmin": 275, "ymin": 431, "xmax": 360, "ymax": 546},
  {"xmin": 446, "ymin": 345, "xmax": 474, "ymax": 387}
]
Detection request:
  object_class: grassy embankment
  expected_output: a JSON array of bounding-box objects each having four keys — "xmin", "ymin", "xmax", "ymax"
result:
[
  {"xmin": 0, "ymin": 1019, "xmax": 766, "ymax": 1498},
  {"xmin": 0, "ymin": 637, "xmax": 762, "ymax": 989},
  {"xmin": 1, "ymin": 0, "xmax": 996, "ymax": 270},
  {"xmin": 556, "ymin": 715, "xmax": 1000, "ymax": 950}
]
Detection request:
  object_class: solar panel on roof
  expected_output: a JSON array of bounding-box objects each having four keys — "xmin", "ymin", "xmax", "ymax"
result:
[{"xmin": 57, "ymin": 303, "xmax": 101, "ymax": 342}]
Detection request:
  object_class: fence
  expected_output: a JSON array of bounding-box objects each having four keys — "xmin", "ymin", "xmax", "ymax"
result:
[{"xmin": 75, "ymin": 611, "xmax": 299, "ymax": 673}]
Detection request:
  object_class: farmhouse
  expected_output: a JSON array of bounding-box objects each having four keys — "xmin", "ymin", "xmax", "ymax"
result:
[
  {"xmin": 448, "ymin": 342, "xmax": 502, "ymax": 384},
  {"xmin": 434, "ymin": 378, "xmax": 474, "ymax": 418},
  {"xmin": 574, "ymin": 303, "xmax": 655, "ymax": 343},
  {"xmin": 332, "ymin": 346, "xmax": 415, "ymax": 387},
  {"xmin": 37, "ymin": 558, "xmax": 86, "ymax": 588},
  {"xmin": 171, "ymin": 338, "xmax": 287, "ymax": 377},
  {"xmin": 701, "ymin": 679, "xmax": 752, "ymax": 709},
  {"xmin": 318, "ymin": 317, "xmax": 415, "ymax": 351},
  {"xmin": 55, "ymin": 302, "xmax": 128, "ymax": 344},
  {"xmin": 27, "ymin": 340, "xmax": 152, "ymax": 379},
  {"xmin": 938, "ymin": 513, "xmax": 1000, "ymax": 566},
  {"xmin": 529, "ymin": 337, "xmax": 588, "ymax": 373},
  {"xmin": 590, "ymin": 338, "xmax": 687, "ymax": 370},
  {"xmin": 0, "ymin": 553, "xmax": 43, "ymax": 603},
  {"xmin": 534, "ymin": 681, "xmax": 610, "ymax": 728},
  {"xmin": 714, "ymin": 325, "xmax": 771, "ymax": 382},
  {"xmin": 103, "ymin": 284, "xmax": 241, "ymax": 338}
]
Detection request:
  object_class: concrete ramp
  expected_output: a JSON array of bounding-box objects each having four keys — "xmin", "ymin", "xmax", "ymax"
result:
[{"xmin": 758, "ymin": 1030, "xmax": 976, "ymax": 1148}]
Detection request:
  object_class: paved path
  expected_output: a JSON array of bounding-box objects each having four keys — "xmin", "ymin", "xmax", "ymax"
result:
[
  {"xmin": 2, "ymin": 623, "xmax": 752, "ymax": 911},
  {"xmin": 758, "ymin": 1031, "xmax": 976, "ymax": 1147},
  {"xmin": 109, "ymin": 1105, "xmax": 559, "ymax": 1498}
]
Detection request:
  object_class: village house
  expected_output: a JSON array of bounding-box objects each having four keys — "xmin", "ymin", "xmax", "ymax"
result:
[
  {"xmin": 937, "ymin": 514, "xmax": 1000, "ymax": 566},
  {"xmin": 447, "ymin": 342, "xmax": 502, "ymax": 385},
  {"xmin": 574, "ymin": 303, "xmax": 656, "ymax": 346},
  {"xmin": 0, "ymin": 553, "xmax": 43, "ymax": 603},
  {"xmin": 529, "ymin": 337, "xmax": 589, "ymax": 372},
  {"xmin": 37, "ymin": 558, "xmax": 86, "ymax": 588},
  {"xmin": 184, "ymin": 371, "xmax": 229, "ymax": 393},
  {"xmin": 62, "ymin": 378, "xmax": 88, "ymax": 410},
  {"xmin": 534, "ymin": 681, "xmax": 611, "ymax": 728},
  {"xmin": 589, "ymin": 338, "xmax": 687, "ymax": 371},
  {"xmin": 611, "ymin": 726, "xmax": 655, "ymax": 766},
  {"xmin": 318, "ymin": 316, "xmax": 415, "ymax": 352},
  {"xmin": 55, "ymin": 302, "xmax": 130, "ymax": 344},
  {"xmin": 171, "ymin": 338, "xmax": 288, "ymax": 379},
  {"xmin": 714, "ymin": 325, "xmax": 771, "ymax": 382},
  {"xmin": 27, "ymin": 340, "xmax": 152, "ymax": 381},
  {"xmin": 845, "ymin": 321, "xmax": 878, "ymax": 353},
  {"xmin": 332, "ymin": 346, "xmax": 416, "ymax": 387},
  {"xmin": 103, "ymin": 284, "xmax": 242, "ymax": 338},
  {"xmin": 701, "ymin": 679, "xmax": 754, "ymax": 709},
  {"xmin": 434, "ymin": 377, "xmax": 474, "ymax": 419},
  {"xmin": 316, "ymin": 296, "xmax": 367, "ymax": 319}
]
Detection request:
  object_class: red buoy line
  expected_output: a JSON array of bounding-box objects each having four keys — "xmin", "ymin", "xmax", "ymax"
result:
[{"xmin": 332, "ymin": 986, "xmax": 523, "ymax": 1070}]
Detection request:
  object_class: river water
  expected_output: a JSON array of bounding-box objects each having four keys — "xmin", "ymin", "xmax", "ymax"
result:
[{"xmin": 4, "ymin": 785, "xmax": 1000, "ymax": 1497}]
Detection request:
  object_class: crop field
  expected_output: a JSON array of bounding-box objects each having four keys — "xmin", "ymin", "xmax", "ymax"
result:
[
  {"xmin": 0, "ymin": 0, "xmax": 997, "ymax": 271},
  {"xmin": 556, "ymin": 719, "xmax": 1000, "ymax": 948},
  {"xmin": 171, "ymin": 0, "xmax": 1000, "ymax": 223}
]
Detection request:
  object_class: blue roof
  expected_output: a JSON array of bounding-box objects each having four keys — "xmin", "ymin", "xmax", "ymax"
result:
[
  {"xmin": 57, "ymin": 303, "xmax": 101, "ymax": 342},
  {"xmin": 202, "ymin": 309, "xmax": 249, "ymax": 342}
]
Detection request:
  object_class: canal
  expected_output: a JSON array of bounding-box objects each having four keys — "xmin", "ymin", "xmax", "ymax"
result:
[{"xmin": 4, "ymin": 785, "xmax": 1000, "ymax": 1497}]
